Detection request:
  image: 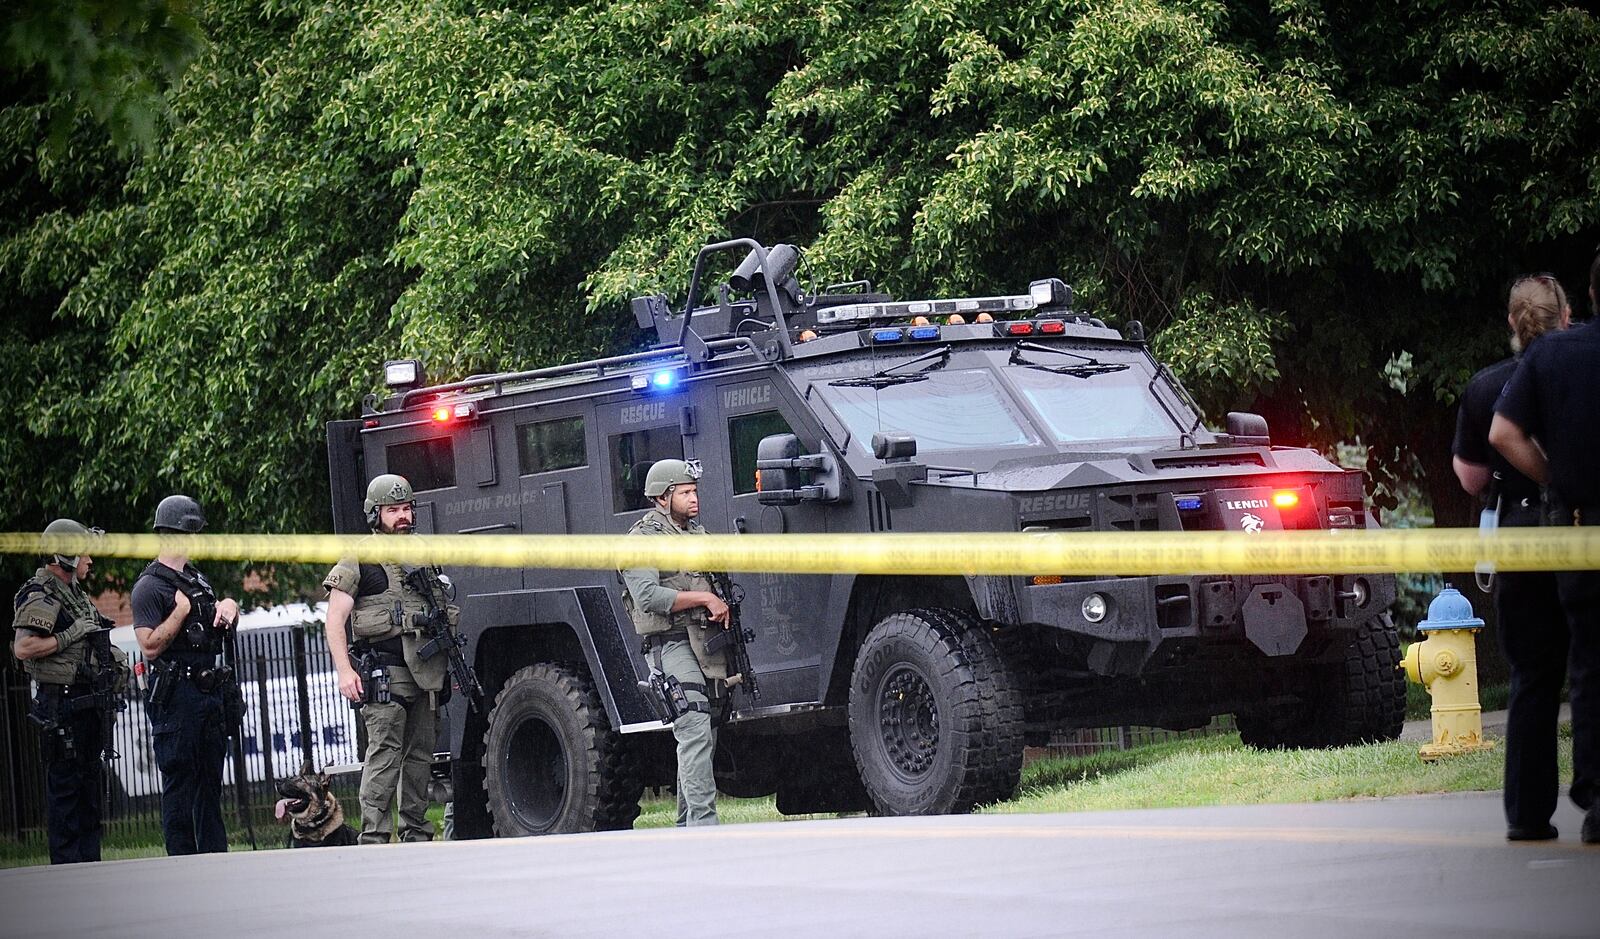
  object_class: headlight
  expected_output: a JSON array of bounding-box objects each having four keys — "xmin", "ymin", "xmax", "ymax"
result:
[{"xmin": 1082, "ymin": 593, "xmax": 1109, "ymax": 623}]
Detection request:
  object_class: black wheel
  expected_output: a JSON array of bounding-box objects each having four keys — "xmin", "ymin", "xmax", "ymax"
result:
[
  {"xmin": 1237, "ymin": 615, "xmax": 1406, "ymax": 750},
  {"xmin": 847, "ymin": 609, "xmax": 1024, "ymax": 815},
  {"xmin": 482, "ymin": 663, "xmax": 642, "ymax": 836}
]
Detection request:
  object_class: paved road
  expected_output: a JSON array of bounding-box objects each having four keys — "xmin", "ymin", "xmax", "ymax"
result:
[{"xmin": 3, "ymin": 790, "xmax": 1595, "ymax": 938}]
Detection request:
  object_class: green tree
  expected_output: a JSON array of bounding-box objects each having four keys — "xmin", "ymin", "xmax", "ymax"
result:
[{"xmin": 3, "ymin": 0, "xmax": 1596, "ymax": 606}]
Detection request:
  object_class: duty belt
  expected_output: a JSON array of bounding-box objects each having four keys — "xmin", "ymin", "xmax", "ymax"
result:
[
  {"xmin": 1548, "ymin": 500, "xmax": 1599, "ymax": 527},
  {"xmin": 36, "ymin": 683, "xmax": 104, "ymax": 713},
  {"xmin": 152, "ymin": 660, "xmax": 231, "ymax": 693},
  {"xmin": 641, "ymin": 631, "xmax": 689, "ymax": 654}
]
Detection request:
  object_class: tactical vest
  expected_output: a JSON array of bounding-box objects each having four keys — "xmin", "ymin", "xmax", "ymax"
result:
[
  {"xmin": 137, "ymin": 561, "xmax": 220, "ymax": 666},
  {"xmin": 622, "ymin": 509, "xmax": 727, "ymax": 680},
  {"xmin": 12, "ymin": 569, "xmax": 97, "ymax": 686},
  {"xmin": 349, "ymin": 561, "xmax": 452, "ymax": 693}
]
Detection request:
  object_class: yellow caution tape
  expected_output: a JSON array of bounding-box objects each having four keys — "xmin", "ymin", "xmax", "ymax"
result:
[{"xmin": 4, "ymin": 527, "xmax": 1597, "ymax": 575}]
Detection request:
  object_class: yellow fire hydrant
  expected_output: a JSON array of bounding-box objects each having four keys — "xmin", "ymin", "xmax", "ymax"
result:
[{"xmin": 1401, "ymin": 586, "xmax": 1494, "ymax": 761}]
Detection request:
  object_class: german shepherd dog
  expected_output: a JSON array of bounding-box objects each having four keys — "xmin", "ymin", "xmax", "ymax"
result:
[{"xmin": 275, "ymin": 760, "xmax": 359, "ymax": 848}]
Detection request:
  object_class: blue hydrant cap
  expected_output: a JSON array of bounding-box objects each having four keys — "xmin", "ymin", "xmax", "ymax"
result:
[{"xmin": 1417, "ymin": 586, "xmax": 1484, "ymax": 631}]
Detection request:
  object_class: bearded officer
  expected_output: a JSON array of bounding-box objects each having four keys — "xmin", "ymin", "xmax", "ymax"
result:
[
  {"xmin": 325, "ymin": 474, "xmax": 457, "ymax": 843},
  {"xmin": 131, "ymin": 495, "xmax": 241, "ymax": 855},
  {"xmin": 11, "ymin": 519, "xmax": 128, "ymax": 864},
  {"xmin": 620, "ymin": 459, "xmax": 733, "ymax": 826}
]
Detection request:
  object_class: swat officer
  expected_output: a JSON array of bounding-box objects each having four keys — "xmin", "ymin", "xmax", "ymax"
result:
[
  {"xmin": 131, "ymin": 495, "xmax": 241, "ymax": 855},
  {"xmin": 324, "ymin": 474, "xmax": 456, "ymax": 843},
  {"xmin": 11, "ymin": 519, "xmax": 128, "ymax": 864},
  {"xmin": 1491, "ymin": 284, "xmax": 1600, "ymax": 846},
  {"xmin": 620, "ymin": 459, "xmax": 733, "ymax": 826}
]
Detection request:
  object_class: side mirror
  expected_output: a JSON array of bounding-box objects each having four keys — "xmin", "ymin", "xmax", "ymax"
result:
[
  {"xmin": 755, "ymin": 434, "xmax": 800, "ymax": 499},
  {"xmin": 755, "ymin": 433, "xmax": 846, "ymax": 505},
  {"xmin": 1225, "ymin": 412, "xmax": 1270, "ymax": 447}
]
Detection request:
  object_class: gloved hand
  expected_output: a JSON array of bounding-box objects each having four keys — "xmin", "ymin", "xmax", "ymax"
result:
[{"xmin": 54, "ymin": 616, "xmax": 100, "ymax": 649}]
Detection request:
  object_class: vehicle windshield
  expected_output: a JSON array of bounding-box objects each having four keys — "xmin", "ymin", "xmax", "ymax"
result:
[
  {"xmin": 1004, "ymin": 358, "xmax": 1184, "ymax": 444},
  {"xmin": 820, "ymin": 368, "xmax": 1040, "ymax": 453}
]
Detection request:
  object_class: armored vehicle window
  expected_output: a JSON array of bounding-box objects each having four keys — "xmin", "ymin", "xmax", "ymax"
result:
[
  {"xmin": 819, "ymin": 368, "xmax": 1038, "ymax": 453},
  {"xmin": 729, "ymin": 410, "xmax": 793, "ymax": 494},
  {"xmin": 1004, "ymin": 363, "xmax": 1182, "ymax": 444},
  {"xmin": 386, "ymin": 436, "xmax": 456, "ymax": 492},
  {"xmin": 518, "ymin": 416, "xmax": 587, "ymax": 475},
  {"xmin": 609, "ymin": 428, "xmax": 684, "ymax": 512}
]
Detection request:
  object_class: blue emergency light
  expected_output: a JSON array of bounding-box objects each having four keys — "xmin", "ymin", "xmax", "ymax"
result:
[
  {"xmin": 872, "ymin": 328, "xmax": 905, "ymax": 343},
  {"xmin": 908, "ymin": 326, "xmax": 941, "ymax": 341},
  {"xmin": 631, "ymin": 369, "xmax": 681, "ymax": 393}
]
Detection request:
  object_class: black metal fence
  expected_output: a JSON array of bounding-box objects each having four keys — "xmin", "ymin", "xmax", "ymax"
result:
[{"xmin": 1, "ymin": 623, "xmax": 361, "ymax": 848}]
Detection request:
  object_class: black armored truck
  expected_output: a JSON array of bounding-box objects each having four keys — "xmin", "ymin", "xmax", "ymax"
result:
[{"xmin": 325, "ymin": 239, "xmax": 1406, "ymax": 837}]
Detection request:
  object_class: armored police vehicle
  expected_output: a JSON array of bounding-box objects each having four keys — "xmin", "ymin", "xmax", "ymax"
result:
[{"xmin": 325, "ymin": 239, "xmax": 1405, "ymax": 837}]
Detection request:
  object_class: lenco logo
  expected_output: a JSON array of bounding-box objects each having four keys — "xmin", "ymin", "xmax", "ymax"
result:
[{"xmin": 1225, "ymin": 499, "xmax": 1270, "ymax": 511}]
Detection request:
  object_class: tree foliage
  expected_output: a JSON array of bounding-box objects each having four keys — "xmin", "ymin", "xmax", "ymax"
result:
[{"xmin": 3, "ymin": 0, "xmax": 1597, "ymax": 597}]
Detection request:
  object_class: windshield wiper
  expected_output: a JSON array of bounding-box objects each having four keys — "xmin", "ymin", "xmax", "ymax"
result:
[
  {"xmin": 1008, "ymin": 341, "xmax": 1130, "ymax": 379},
  {"xmin": 829, "ymin": 345, "xmax": 952, "ymax": 388}
]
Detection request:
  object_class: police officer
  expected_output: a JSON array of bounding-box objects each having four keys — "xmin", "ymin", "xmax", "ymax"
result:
[
  {"xmin": 1452, "ymin": 274, "xmax": 1570, "ymax": 841},
  {"xmin": 11, "ymin": 519, "xmax": 127, "ymax": 864},
  {"xmin": 1491, "ymin": 273, "xmax": 1600, "ymax": 845},
  {"xmin": 620, "ymin": 459, "xmax": 733, "ymax": 826},
  {"xmin": 324, "ymin": 474, "xmax": 456, "ymax": 843},
  {"xmin": 131, "ymin": 494, "xmax": 241, "ymax": 855}
]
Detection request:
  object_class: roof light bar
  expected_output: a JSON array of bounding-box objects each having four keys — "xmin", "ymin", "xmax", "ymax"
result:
[{"xmin": 816, "ymin": 294, "xmax": 1037, "ymax": 327}]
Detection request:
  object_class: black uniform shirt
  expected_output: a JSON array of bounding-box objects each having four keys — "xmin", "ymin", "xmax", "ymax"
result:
[
  {"xmin": 1453, "ymin": 356, "xmax": 1540, "ymax": 504},
  {"xmin": 130, "ymin": 562, "xmax": 217, "ymax": 666},
  {"xmin": 1496, "ymin": 325, "xmax": 1600, "ymax": 506}
]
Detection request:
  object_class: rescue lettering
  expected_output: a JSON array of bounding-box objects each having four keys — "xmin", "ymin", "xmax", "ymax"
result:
[
  {"xmin": 1018, "ymin": 492, "xmax": 1092, "ymax": 514},
  {"xmin": 619, "ymin": 402, "xmax": 667, "ymax": 426}
]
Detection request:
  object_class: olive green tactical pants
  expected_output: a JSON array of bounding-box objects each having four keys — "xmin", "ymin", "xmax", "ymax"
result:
[
  {"xmin": 659, "ymin": 639, "xmax": 719, "ymax": 826},
  {"xmin": 358, "ymin": 668, "xmax": 437, "ymax": 844}
]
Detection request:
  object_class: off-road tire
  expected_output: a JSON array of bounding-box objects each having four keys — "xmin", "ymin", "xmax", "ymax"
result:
[
  {"xmin": 482, "ymin": 663, "xmax": 642, "ymax": 836},
  {"xmin": 847, "ymin": 609, "xmax": 1025, "ymax": 815},
  {"xmin": 1237, "ymin": 615, "xmax": 1406, "ymax": 750},
  {"xmin": 920, "ymin": 608, "xmax": 1025, "ymax": 806}
]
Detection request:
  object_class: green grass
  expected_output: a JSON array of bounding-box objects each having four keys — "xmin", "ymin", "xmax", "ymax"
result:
[{"xmin": 990, "ymin": 731, "xmax": 1558, "ymax": 815}]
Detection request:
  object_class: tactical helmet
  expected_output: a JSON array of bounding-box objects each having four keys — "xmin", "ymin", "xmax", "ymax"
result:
[
  {"xmin": 43, "ymin": 518, "xmax": 95, "ymax": 570},
  {"xmin": 363, "ymin": 474, "xmax": 415, "ymax": 529},
  {"xmin": 154, "ymin": 495, "xmax": 206, "ymax": 533},
  {"xmin": 643, "ymin": 459, "xmax": 702, "ymax": 498}
]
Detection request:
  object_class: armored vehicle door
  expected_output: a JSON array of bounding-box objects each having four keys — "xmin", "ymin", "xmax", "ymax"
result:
[
  {"xmin": 373, "ymin": 416, "xmax": 520, "ymax": 624},
  {"xmin": 512, "ymin": 406, "xmax": 596, "ymax": 590},
  {"xmin": 696, "ymin": 376, "xmax": 833, "ymax": 706}
]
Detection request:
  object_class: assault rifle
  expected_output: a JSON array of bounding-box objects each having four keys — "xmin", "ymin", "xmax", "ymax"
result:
[
  {"xmin": 403, "ymin": 566, "xmax": 486, "ymax": 713},
  {"xmin": 704, "ymin": 572, "xmax": 759, "ymax": 701},
  {"xmin": 219, "ymin": 617, "xmax": 257, "ymax": 849},
  {"xmin": 84, "ymin": 616, "xmax": 125, "ymax": 767}
]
